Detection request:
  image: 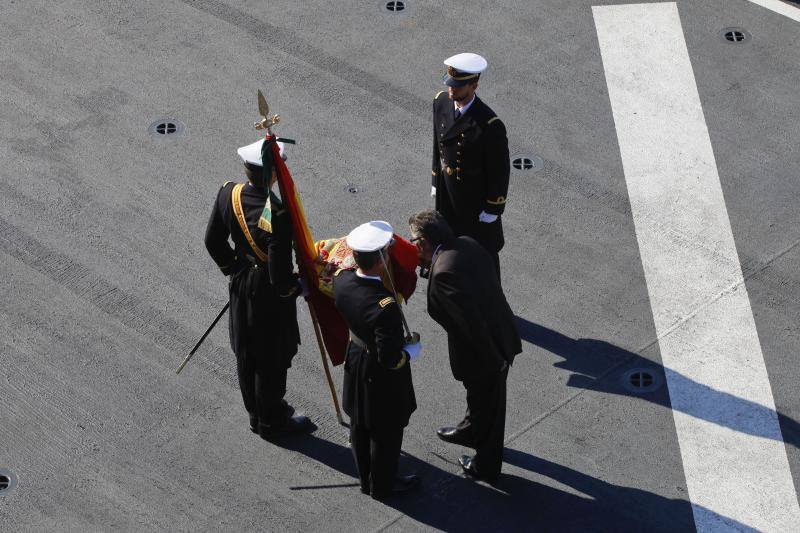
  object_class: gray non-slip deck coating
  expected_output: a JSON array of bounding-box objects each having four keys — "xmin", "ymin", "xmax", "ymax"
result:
[{"xmin": 1, "ymin": 1, "xmax": 798, "ymax": 530}]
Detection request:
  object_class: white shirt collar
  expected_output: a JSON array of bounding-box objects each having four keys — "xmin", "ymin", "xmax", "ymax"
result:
[
  {"xmin": 455, "ymin": 95, "xmax": 476, "ymax": 115},
  {"xmin": 356, "ymin": 270, "xmax": 381, "ymax": 281}
]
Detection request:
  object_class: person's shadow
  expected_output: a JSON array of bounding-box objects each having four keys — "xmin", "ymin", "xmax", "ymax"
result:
[
  {"xmin": 271, "ymin": 433, "xmax": 749, "ymax": 531},
  {"xmin": 515, "ymin": 317, "xmax": 800, "ymax": 450}
]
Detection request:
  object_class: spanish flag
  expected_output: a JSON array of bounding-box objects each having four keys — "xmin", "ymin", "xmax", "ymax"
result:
[{"xmin": 267, "ymin": 136, "xmax": 418, "ymax": 365}]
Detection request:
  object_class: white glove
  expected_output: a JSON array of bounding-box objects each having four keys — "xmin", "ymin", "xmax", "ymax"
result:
[
  {"xmin": 431, "ymin": 186, "xmax": 437, "ymax": 197},
  {"xmin": 403, "ymin": 332, "xmax": 422, "ymax": 360},
  {"xmin": 403, "ymin": 341, "xmax": 422, "ymax": 360},
  {"xmin": 479, "ymin": 211, "xmax": 498, "ymax": 223}
]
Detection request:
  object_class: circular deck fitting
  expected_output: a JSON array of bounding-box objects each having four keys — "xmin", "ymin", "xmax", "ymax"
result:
[
  {"xmin": 0, "ymin": 469, "xmax": 18, "ymax": 496},
  {"xmin": 510, "ymin": 153, "xmax": 544, "ymax": 174},
  {"xmin": 721, "ymin": 27, "xmax": 749, "ymax": 43},
  {"xmin": 148, "ymin": 118, "xmax": 186, "ymax": 141},
  {"xmin": 379, "ymin": 0, "xmax": 411, "ymax": 15},
  {"xmin": 344, "ymin": 184, "xmax": 362, "ymax": 195},
  {"xmin": 621, "ymin": 368, "xmax": 662, "ymax": 394}
]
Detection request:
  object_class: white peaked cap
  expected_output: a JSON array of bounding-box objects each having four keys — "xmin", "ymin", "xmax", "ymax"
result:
[
  {"xmin": 346, "ymin": 221, "xmax": 394, "ymax": 252},
  {"xmin": 443, "ymin": 52, "xmax": 488, "ymax": 74},
  {"xmin": 237, "ymin": 138, "xmax": 287, "ymax": 167}
]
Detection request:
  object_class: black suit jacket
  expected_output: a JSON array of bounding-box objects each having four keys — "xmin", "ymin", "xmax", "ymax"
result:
[
  {"xmin": 432, "ymin": 92, "xmax": 510, "ymax": 252},
  {"xmin": 427, "ymin": 237, "xmax": 521, "ymax": 382}
]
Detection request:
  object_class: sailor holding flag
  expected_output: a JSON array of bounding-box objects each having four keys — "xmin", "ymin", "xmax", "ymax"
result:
[
  {"xmin": 204, "ymin": 136, "xmax": 313, "ymax": 438},
  {"xmin": 333, "ymin": 221, "xmax": 421, "ymax": 500}
]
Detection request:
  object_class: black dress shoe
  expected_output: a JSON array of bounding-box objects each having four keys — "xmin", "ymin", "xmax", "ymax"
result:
[
  {"xmin": 437, "ymin": 426, "xmax": 476, "ymax": 448},
  {"xmin": 252, "ymin": 403, "xmax": 294, "ymax": 433},
  {"xmin": 393, "ymin": 474, "xmax": 420, "ymax": 493},
  {"xmin": 259, "ymin": 415, "xmax": 313, "ymax": 439},
  {"xmin": 280, "ymin": 400, "xmax": 296, "ymax": 418},
  {"xmin": 459, "ymin": 455, "xmax": 498, "ymax": 483},
  {"xmin": 371, "ymin": 474, "xmax": 421, "ymax": 500}
]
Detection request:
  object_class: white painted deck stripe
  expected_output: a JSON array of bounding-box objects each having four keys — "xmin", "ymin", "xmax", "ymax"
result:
[
  {"xmin": 593, "ymin": 3, "xmax": 800, "ymax": 531},
  {"xmin": 744, "ymin": 0, "xmax": 800, "ymax": 23}
]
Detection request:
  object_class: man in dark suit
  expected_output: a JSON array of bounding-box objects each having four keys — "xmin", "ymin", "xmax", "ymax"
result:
[
  {"xmin": 205, "ymin": 137, "xmax": 312, "ymax": 438},
  {"xmin": 431, "ymin": 52, "xmax": 511, "ymax": 278},
  {"xmin": 409, "ymin": 210, "xmax": 521, "ymax": 482},
  {"xmin": 333, "ymin": 221, "xmax": 420, "ymax": 500}
]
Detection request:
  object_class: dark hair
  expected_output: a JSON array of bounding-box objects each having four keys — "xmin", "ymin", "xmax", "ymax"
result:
[
  {"xmin": 408, "ymin": 209, "xmax": 454, "ymax": 247},
  {"xmin": 243, "ymin": 162, "xmax": 264, "ymax": 188},
  {"xmin": 243, "ymin": 139, "xmax": 277, "ymax": 190},
  {"xmin": 352, "ymin": 250, "xmax": 381, "ymax": 271}
]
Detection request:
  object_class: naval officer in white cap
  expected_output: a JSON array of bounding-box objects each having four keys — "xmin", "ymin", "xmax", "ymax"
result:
[
  {"xmin": 431, "ymin": 52, "xmax": 510, "ymax": 279},
  {"xmin": 332, "ymin": 221, "xmax": 420, "ymax": 500},
  {"xmin": 205, "ymin": 136, "xmax": 313, "ymax": 439}
]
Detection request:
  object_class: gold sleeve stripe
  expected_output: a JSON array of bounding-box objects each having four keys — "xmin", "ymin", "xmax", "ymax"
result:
[
  {"xmin": 379, "ymin": 296, "xmax": 395, "ymax": 308},
  {"xmin": 392, "ymin": 353, "xmax": 408, "ymax": 370},
  {"xmin": 487, "ymin": 117, "xmax": 500, "ymax": 125},
  {"xmin": 487, "ymin": 196, "xmax": 506, "ymax": 205},
  {"xmin": 231, "ymin": 184, "xmax": 269, "ymax": 263},
  {"xmin": 431, "ymin": 170, "xmax": 436, "ymax": 177}
]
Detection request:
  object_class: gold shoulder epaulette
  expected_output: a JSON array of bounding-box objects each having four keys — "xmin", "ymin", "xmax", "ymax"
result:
[
  {"xmin": 379, "ymin": 296, "xmax": 395, "ymax": 308},
  {"xmin": 435, "ymin": 90, "xmax": 445, "ymax": 99},
  {"xmin": 487, "ymin": 117, "xmax": 501, "ymax": 125},
  {"xmin": 334, "ymin": 267, "xmax": 346, "ymax": 277},
  {"xmin": 222, "ymin": 180, "xmax": 233, "ymax": 187}
]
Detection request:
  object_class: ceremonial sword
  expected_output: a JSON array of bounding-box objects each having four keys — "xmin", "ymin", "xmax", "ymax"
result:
[
  {"xmin": 378, "ymin": 248, "xmax": 419, "ymax": 345},
  {"xmin": 175, "ymin": 302, "xmax": 229, "ymax": 374}
]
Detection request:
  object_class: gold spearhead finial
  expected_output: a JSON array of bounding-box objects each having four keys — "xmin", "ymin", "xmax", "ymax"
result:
[
  {"xmin": 254, "ymin": 89, "xmax": 281, "ymax": 131},
  {"xmin": 257, "ymin": 89, "xmax": 269, "ymax": 117}
]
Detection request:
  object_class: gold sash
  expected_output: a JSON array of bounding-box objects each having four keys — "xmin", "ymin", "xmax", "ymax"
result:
[{"xmin": 231, "ymin": 183, "xmax": 269, "ymax": 263}]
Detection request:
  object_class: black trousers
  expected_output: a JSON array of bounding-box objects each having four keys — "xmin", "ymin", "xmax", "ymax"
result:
[
  {"xmin": 236, "ymin": 355, "xmax": 288, "ymax": 427},
  {"xmin": 229, "ymin": 265, "xmax": 298, "ymax": 428},
  {"xmin": 486, "ymin": 249, "xmax": 501, "ymax": 282},
  {"xmin": 459, "ymin": 366, "xmax": 508, "ymax": 479},
  {"xmin": 350, "ymin": 424, "xmax": 404, "ymax": 496}
]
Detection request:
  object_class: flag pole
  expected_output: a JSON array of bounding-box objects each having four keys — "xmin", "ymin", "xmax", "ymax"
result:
[
  {"xmin": 307, "ymin": 301, "xmax": 346, "ymax": 427},
  {"xmin": 256, "ymin": 90, "xmax": 345, "ymax": 428}
]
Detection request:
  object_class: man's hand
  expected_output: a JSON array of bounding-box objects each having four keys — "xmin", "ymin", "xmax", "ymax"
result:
[
  {"xmin": 479, "ymin": 211, "xmax": 498, "ymax": 223},
  {"xmin": 298, "ymin": 276, "xmax": 310, "ymax": 299}
]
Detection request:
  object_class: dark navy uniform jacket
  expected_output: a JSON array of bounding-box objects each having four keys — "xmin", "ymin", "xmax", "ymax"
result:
[
  {"xmin": 333, "ymin": 270, "xmax": 417, "ymax": 431},
  {"xmin": 432, "ymin": 92, "xmax": 510, "ymax": 253},
  {"xmin": 204, "ymin": 181, "xmax": 300, "ymax": 365}
]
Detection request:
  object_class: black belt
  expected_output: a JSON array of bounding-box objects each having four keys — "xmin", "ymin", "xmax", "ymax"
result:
[
  {"xmin": 242, "ymin": 252, "xmax": 268, "ymax": 269},
  {"xmin": 349, "ymin": 332, "xmax": 369, "ymax": 352}
]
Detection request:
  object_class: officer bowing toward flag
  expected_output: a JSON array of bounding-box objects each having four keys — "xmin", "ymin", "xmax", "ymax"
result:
[
  {"xmin": 431, "ymin": 52, "xmax": 510, "ymax": 279},
  {"xmin": 333, "ymin": 221, "xmax": 420, "ymax": 500}
]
